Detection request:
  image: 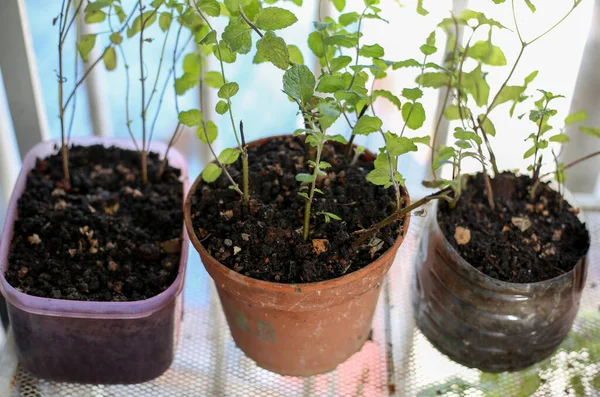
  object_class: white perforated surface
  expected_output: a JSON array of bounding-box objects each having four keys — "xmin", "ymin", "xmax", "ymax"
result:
[{"xmin": 2, "ymin": 212, "xmax": 599, "ymax": 397}]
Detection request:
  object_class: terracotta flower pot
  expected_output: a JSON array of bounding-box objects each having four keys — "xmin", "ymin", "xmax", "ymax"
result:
[
  {"xmin": 184, "ymin": 135, "xmax": 410, "ymax": 376},
  {"xmin": 412, "ymin": 199, "xmax": 588, "ymax": 372},
  {"xmin": 0, "ymin": 138, "xmax": 189, "ymax": 384}
]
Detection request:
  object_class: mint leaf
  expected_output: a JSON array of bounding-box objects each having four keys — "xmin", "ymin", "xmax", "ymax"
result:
[
  {"xmin": 565, "ymin": 110, "xmax": 587, "ymax": 125},
  {"xmin": 257, "ymin": 31, "xmax": 290, "ymax": 70},
  {"xmin": 386, "ymin": 133, "xmax": 418, "ymax": 156},
  {"xmin": 454, "ymin": 127, "xmax": 482, "ymax": 145},
  {"xmin": 109, "ymin": 32, "xmax": 122, "ymax": 45},
  {"xmin": 213, "ymin": 41, "xmax": 237, "ymax": 63},
  {"xmin": 218, "ymin": 148, "xmax": 241, "ymax": 165},
  {"xmin": 313, "ymin": 21, "xmax": 333, "ymax": 31},
  {"xmin": 159, "ymin": 12, "xmax": 172, "ymax": 31},
  {"xmin": 324, "ymin": 35, "xmax": 358, "ymax": 48},
  {"xmin": 215, "ymin": 100, "xmax": 229, "ymax": 115},
  {"xmin": 197, "ymin": 120, "xmax": 218, "ymax": 144},
  {"xmin": 175, "ymin": 74, "xmax": 199, "ymax": 95},
  {"xmin": 353, "ymin": 115, "xmax": 382, "ymax": 135},
  {"xmin": 202, "ymin": 163, "xmax": 222, "ymax": 183},
  {"xmin": 102, "ymin": 46, "xmax": 117, "ymax": 71},
  {"xmin": 580, "ymin": 126, "xmax": 600, "ymax": 138},
  {"xmin": 288, "ymin": 45, "xmax": 304, "ymax": 64},
  {"xmin": 204, "ymin": 71, "xmax": 224, "ymax": 88},
  {"xmin": 331, "ymin": 0, "xmax": 346, "ymax": 12},
  {"xmin": 183, "ymin": 53, "xmax": 201, "ymax": 77},
  {"xmin": 366, "ymin": 167, "xmax": 392, "ymax": 187},
  {"xmin": 255, "ymin": 7, "xmax": 298, "ymax": 30},
  {"xmin": 479, "ymin": 114, "xmax": 496, "ymax": 136},
  {"xmin": 200, "ymin": 30, "xmax": 217, "ymax": 45},
  {"xmin": 467, "ymin": 41, "xmax": 507, "ymax": 66},
  {"xmin": 402, "ymin": 102, "xmax": 426, "ymax": 129},
  {"xmin": 373, "ymin": 90, "xmax": 401, "ymax": 110},
  {"xmin": 222, "ymin": 17, "xmax": 252, "ymax": 54},
  {"xmin": 463, "ymin": 64, "xmax": 490, "ymax": 106},
  {"xmin": 393, "ymin": 59, "xmax": 421, "ymax": 69},
  {"xmin": 330, "ymin": 55, "xmax": 352, "ymax": 72},
  {"xmin": 296, "ymin": 173, "xmax": 316, "ymax": 183},
  {"xmin": 402, "ymin": 87, "xmax": 423, "ymax": 101},
  {"xmin": 78, "ymin": 34, "xmax": 97, "ymax": 62},
  {"xmin": 307, "ymin": 31, "xmax": 324, "ymax": 57},
  {"xmin": 179, "ymin": 109, "xmax": 203, "ymax": 126},
  {"xmin": 549, "ymin": 133, "xmax": 570, "ymax": 143},
  {"xmin": 524, "ymin": 0, "xmax": 536, "ymax": 12},
  {"xmin": 420, "ymin": 44, "xmax": 437, "ymax": 56},
  {"xmin": 283, "ymin": 64, "xmax": 315, "ymax": 104},
  {"xmin": 339, "ymin": 12, "xmax": 359, "ymax": 26},
  {"xmin": 416, "ymin": 0, "xmax": 429, "ymax": 15},
  {"xmin": 198, "ymin": 0, "xmax": 220, "ymax": 17},
  {"xmin": 360, "ymin": 44, "xmax": 384, "ymax": 58},
  {"xmin": 218, "ymin": 82, "xmax": 240, "ymax": 99},
  {"xmin": 316, "ymin": 75, "xmax": 346, "ymax": 93},
  {"xmin": 416, "ymin": 72, "xmax": 448, "ymax": 88}
]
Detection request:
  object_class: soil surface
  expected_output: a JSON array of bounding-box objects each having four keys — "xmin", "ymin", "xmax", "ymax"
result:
[
  {"xmin": 438, "ymin": 172, "xmax": 590, "ymax": 283},
  {"xmin": 190, "ymin": 136, "xmax": 405, "ymax": 283},
  {"xmin": 6, "ymin": 145, "xmax": 183, "ymax": 301}
]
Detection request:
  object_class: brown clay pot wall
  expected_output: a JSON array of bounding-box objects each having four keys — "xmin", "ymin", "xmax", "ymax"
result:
[
  {"xmin": 185, "ymin": 135, "xmax": 411, "ymax": 376},
  {"xmin": 412, "ymin": 200, "xmax": 588, "ymax": 372}
]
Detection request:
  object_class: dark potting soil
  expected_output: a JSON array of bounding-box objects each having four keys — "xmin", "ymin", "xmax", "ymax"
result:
[
  {"xmin": 438, "ymin": 172, "xmax": 590, "ymax": 283},
  {"xmin": 5, "ymin": 145, "xmax": 183, "ymax": 301},
  {"xmin": 189, "ymin": 136, "xmax": 404, "ymax": 284}
]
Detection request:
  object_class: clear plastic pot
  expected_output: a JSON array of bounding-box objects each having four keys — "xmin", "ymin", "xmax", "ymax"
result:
[
  {"xmin": 412, "ymin": 199, "xmax": 588, "ymax": 372},
  {"xmin": 0, "ymin": 138, "xmax": 189, "ymax": 384}
]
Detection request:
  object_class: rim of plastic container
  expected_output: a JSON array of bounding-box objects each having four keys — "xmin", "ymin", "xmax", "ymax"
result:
[
  {"xmin": 429, "ymin": 180, "xmax": 588, "ymax": 291},
  {"xmin": 0, "ymin": 137, "xmax": 189, "ymax": 319}
]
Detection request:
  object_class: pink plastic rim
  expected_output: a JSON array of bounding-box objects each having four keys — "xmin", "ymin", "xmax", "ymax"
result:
[{"xmin": 0, "ymin": 137, "xmax": 189, "ymax": 319}]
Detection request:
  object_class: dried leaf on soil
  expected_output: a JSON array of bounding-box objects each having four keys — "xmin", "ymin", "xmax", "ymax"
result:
[
  {"xmin": 312, "ymin": 239, "xmax": 329, "ymax": 255},
  {"xmin": 511, "ymin": 217, "xmax": 532, "ymax": 232},
  {"xmin": 160, "ymin": 238, "xmax": 181, "ymax": 254}
]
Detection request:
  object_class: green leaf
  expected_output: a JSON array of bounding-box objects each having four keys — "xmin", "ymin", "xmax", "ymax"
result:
[
  {"xmin": 102, "ymin": 46, "xmax": 117, "ymax": 71},
  {"xmin": 316, "ymin": 75, "xmax": 346, "ymax": 93},
  {"xmin": 114, "ymin": 5, "xmax": 126, "ymax": 23},
  {"xmin": 393, "ymin": 59, "xmax": 421, "ymax": 69},
  {"xmin": 433, "ymin": 146, "xmax": 456, "ymax": 170},
  {"xmin": 324, "ymin": 211, "xmax": 342, "ymax": 220},
  {"xmin": 524, "ymin": 70, "xmax": 538, "ymax": 85},
  {"xmin": 373, "ymin": 90, "xmax": 401, "ymax": 110},
  {"xmin": 550, "ymin": 133, "xmax": 570, "ymax": 143},
  {"xmin": 197, "ymin": 120, "xmax": 218, "ymax": 144},
  {"xmin": 580, "ymin": 126, "xmax": 600, "ymax": 138},
  {"xmin": 204, "ymin": 71, "xmax": 224, "ymax": 88},
  {"xmin": 329, "ymin": 134, "xmax": 348, "ymax": 144},
  {"xmin": 110, "ymin": 32, "xmax": 123, "ymax": 45},
  {"xmin": 283, "ymin": 64, "xmax": 315, "ymax": 104},
  {"xmin": 494, "ymin": 85, "xmax": 525, "ymax": 108},
  {"xmin": 218, "ymin": 148, "xmax": 241, "ymax": 164},
  {"xmin": 202, "ymin": 163, "xmax": 222, "ymax": 183},
  {"xmin": 85, "ymin": 10, "xmax": 106, "ymax": 23},
  {"xmin": 402, "ymin": 102, "xmax": 426, "ymax": 130},
  {"xmin": 223, "ymin": 17, "xmax": 252, "ymax": 54},
  {"xmin": 416, "ymin": 72, "xmax": 448, "ymax": 88},
  {"xmin": 523, "ymin": 145, "xmax": 536, "ymax": 159},
  {"xmin": 183, "ymin": 53, "xmax": 202, "ymax": 77},
  {"xmin": 255, "ymin": 7, "xmax": 298, "ymax": 30},
  {"xmin": 215, "ymin": 100, "xmax": 229, "ymax": 115},
  {"xmin": 416, "ymin": 0, "xmax": 429, "ymax": 15},
  {"xmin": 288, "ymin": 45, "xmax": 304, "ymax": 64},
  {"xmin": 78, "ymin": 34, "xmax": 97, "ymax": 63},
  {"xmin": 318, "ymin": 101, "xmax": 340, "ymax": 117},
  {"xmin": 323, "ymin": 35, "xmax": 358, "ymax": 48},
  {"xmin": 479, "ymin": 115, "xmax": 496, "ymax": 136},
  {"xmin": 467, "ymin": 41, "xmax": 507, "ymax": 66},
  {"xmin": 224, "ymin": 0, "xmax": 239, "ymax": 14},
  {"xmin": 569, "ymin": 375, "xmax": 585, "ymax": 396},
  {"xmin": 366, "ymin": 167, "xmax": 393, "ymax": 188},
  {"xmin": 296, "ymin": 173, "xmax": 316, "ymax": 183},
  {"xmin": 213, "ymin": 41, "xmax": 237, "ymax": 63},
  {"xmin": 199, "ymin": 0, "xmax": 220, "ymax": 17},
  {"xmin": 128, "ymin": 11, "xmax": 157, "ymax": 38},
  {"xmin": 330, "ymin": 56, "xmax": 352, "ymax": 72},
  {"xmin": 386, "ymin": 133, "xmax": 418, "ymax": 156},
  {"xmin": 420, "ymin": 44, "xmax": 437, "ymax": 56},
  {"xmin": 565, "ymin": 110, "xmax": 587, "ymax": 125},
  {"xmin": 524, "ymin": 0, "xmax": 536, "ymax": 12},
  {"xmin": 218, "ymin": 82, "xmax": 240, "ymax": 99},
  {"xmin": 463, "ymin": 64, "xmax": 490, "ymax": 107},
  {"xmin": 339, "ymin": 12, "xmax": 360, "ymax": 26},
  {"xmin": 84, "ymin": 1, "xmax": 110, "ymax": 13},
  {"xmin": 360, "ymin": 44, "xmax": 384, "ymax": 58},
  {"xmin": 159, "ymin": 12, "xmax": 172, "ymax": 31},
  {"xmin": 307, "ymin": 31, "xmax": 324, "ymax": 57},
  {"xmin": 353, "ymin": 115, "xmax": 383, "ymax": 135},
  {"xmin": 175, "ymin": 73, "xmax": 199, "ymax": 95},
  {"xmin": 331, "ymin": 0, "xmax": 346, "ymax": 12},
  {"xmin": 592, "ymin": 372, "xmax": 600, "ymax": 391},
  {"xmin": 402, "ymin": 87, "xmax": 423, "ymax": 101},
  {"xmin": 313, "ymin": 21, "xmax": 333, "ymax": 31},
  {"xmin": 179, "ymin": 109, "xmax": 203, "ymax": 126},
  {"xmin": 412, "ymin": 136, "xmax": 431, "ymax": 145},
  {"xmin": 454, "ymin": 127, "xmax": 482, "ymax": 145},
  {"xmin": 257, "ymin": 31, "xmax": 290, "ymax": 70},
  {"xmin": 200, "ymin": 30, "xmax": 217, "ymax": 45}
]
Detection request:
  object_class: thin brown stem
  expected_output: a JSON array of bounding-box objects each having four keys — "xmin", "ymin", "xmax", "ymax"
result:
[
  {"xmin": 352, "ymin": 188, "xmax": 453, "ymax": 249},
  {"xmin": 157, "ymin": 122, "xmax": 182, "ymax": 180},
  {"xmin": 138, "ymin": 0, "xmax": 148, "ymax": 184},
  {"xmin": 239, "ymin": 6, "xmax": 264, "ymax": 38},
  {"xmin": 240, "ymin": 121, "xmax": 249, "ymax": 210}
]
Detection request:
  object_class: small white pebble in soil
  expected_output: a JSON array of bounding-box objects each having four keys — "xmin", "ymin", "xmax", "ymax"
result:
[
  {"xmin": 18, "ymin": 267, "xmax": 28, "ymax": 279},
  {"xmin": 233, "ymin": 246, "xmax": 242, "ymax": 255},
  {"xmin": 241, "ymin": 233, "xmax": 250, "ymax": 241},
  {"xmin": 54, "ymin": 199, "xmax": 68, "ymax": 211},
  {"xmin": 511, "ymin": 217, "xmax": 532, "ymax": 232},
  {"xmin": 132, "ymin": 189, "xmax": 143, "ymax": 199},
  {"xmin": 108, "ymin": 261, "xmax": 118, "ymax": 272},
  {"xmin": 68, "ymin": 248, "xmax": 77, "ymax": 257},
  {"xmin": 51, "ymin": 188, "xmax": 66, "ymax": 197},
  {"xmin": 106, "ymin": 242, "xmax": 116, "ymax": 250},
  {"xmin": 454, "ymin": 227, "xmax": 471, "ymax": 245},
  {"xmin": 28, "ymin": 234, "xmax": 41, "ymax": 245},
  {"xmin": 224, "ymin": 239, "xmax": 233, "ymax": 247}
]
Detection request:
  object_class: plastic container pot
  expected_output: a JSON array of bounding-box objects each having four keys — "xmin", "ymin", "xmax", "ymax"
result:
[
  {"xmin": 0, "ymin": 138, "xmax": 189, "ymax": 384},
  {"xmin": 184, "ymin": 135, "xmax": 411, "ymax": 376},
  {"xmin": 412, "ymin": 199, "xmax": 588, "ymax": 372}
]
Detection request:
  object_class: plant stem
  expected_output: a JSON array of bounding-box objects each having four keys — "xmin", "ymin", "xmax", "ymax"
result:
[
  {"xmin": 157, "ymin": 122, "xmax": 182, "ymax": 180},
  {"xmin": 239, "ymin": 121, "xmax": 249, "ymax": 210},
  {"xmin": 352, "ymin": 188, "xmax": 453, "ymax": 249},
  {"xmin": 138, "ymin": 0, "xmax": 148, "ymax": 184},
  {"xmin": 239, "ymin": 7, "xmax": 264, "ymax": 38},
  {"xmin": 346, "ymin": 6, "xmax": 369, "ymax": 91},
  {"xmin": 303, "ymin": 139, "xmax": 324, "ymax": 241},
  {"xmin": 58, "ymin": 0, "xmax": 73, "ymax": 183}
]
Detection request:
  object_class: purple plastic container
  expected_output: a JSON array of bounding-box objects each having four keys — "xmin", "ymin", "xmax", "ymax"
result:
[{"xmin": 0, "ymin": 138, "xmax": 189, "ymax": 384}]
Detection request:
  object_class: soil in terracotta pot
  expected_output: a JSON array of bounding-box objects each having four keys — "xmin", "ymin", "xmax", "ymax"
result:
[
  {"xmin": 189, "ymin": 136, "xmax": 405, "ymax": 283},
  {"xmin": 438, "ymin": 172, "xmax": 590, "ymax": 283},
  {"xmin": 5, "ymin": 145, "xmax": 183, "ymax": 301}
]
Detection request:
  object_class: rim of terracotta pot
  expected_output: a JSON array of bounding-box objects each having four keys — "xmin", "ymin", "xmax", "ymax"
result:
[
  {"xmin": 0, "ymin": 137, "xmax": 190, "ymax": 319},
  {"xmin": 184, "ymin": 134, "xmax": 411, "ymax": 295},
  {"xmin": 428, "ymin": 183, "xmax": 589, "ymax": 293}
]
